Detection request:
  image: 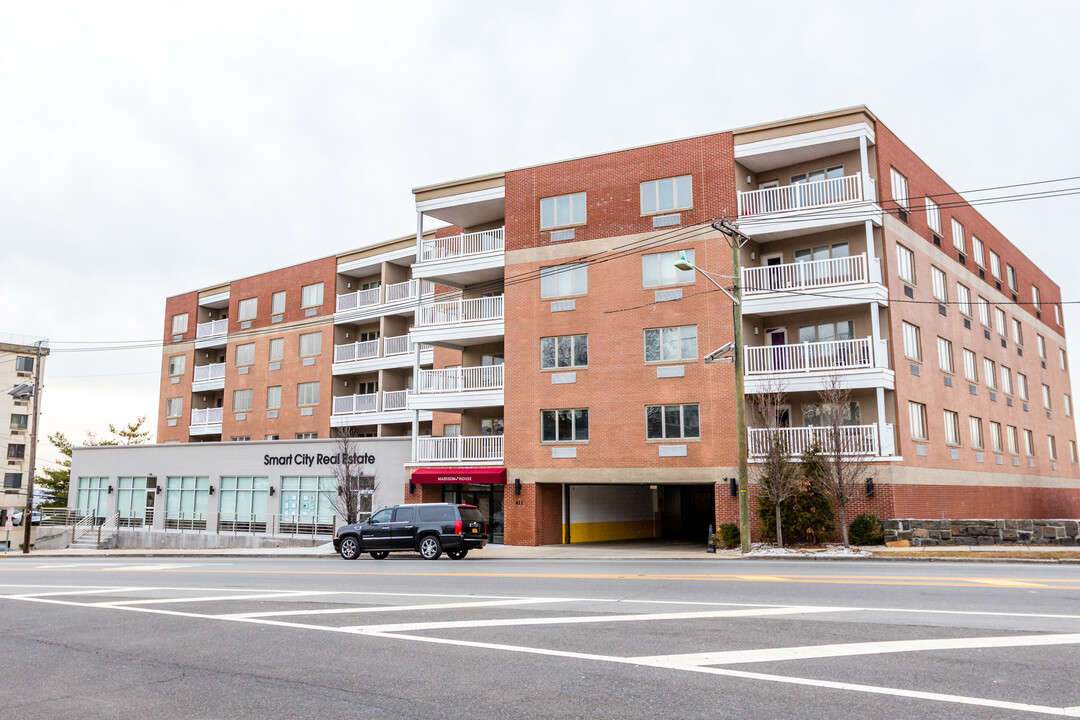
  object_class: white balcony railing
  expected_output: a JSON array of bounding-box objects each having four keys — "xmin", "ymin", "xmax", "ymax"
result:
[
  {"xmin": 336, "ymin": 286, "xmax": 382, "ymax": 313},
  {"xmin": 384, "ymin": 334, "xmax": 412, "ymax": 356},
  {"xmin": 738, "ymin": 173, "xmax": 864, "ymax": 217},
  {"xmin": 386, "ymin": 278, "xmax": 434, "ymax": 303},
  {"xmin": 382, "ymin": 389, "xmax": 409, "ymax": 411},
  {"xmin": 420, "ymin": 227, "xmax": 504, "ymax": 263},
  {"xmin": 748, "ymin": 424, "xmax": 880, "ymax": 458},
  {"xmin": 334, "ymin": 339, "xmax": 380, "ymax": 363},
  {"xmin": 743, "ymin": 253, "xmax": 870, "ymax": 294},
  {"xmin": 745, "ymin": 337, "xmax": 873, "ymax": 375},
  {"xmin": 416, "ymin": 435, "xmax": 504, "ymax": 463},
  {"xmin": 192, "ymin": 363, "xmax": 226, "ymax": 382},
  {"xmin": 190, "ymin": 407, "xmax": 224, "ymax": 426},
  {"xmin": 417, "ymin": 295, "xmax": 504, "ymax": 327},
  {"xmin": 332, "ymin": 393, "xmax": 378, "ymax": 415},
  {"xmin": 195, "ymin": 319, "xmax": 228, "ymax": 339},
  {"xmin": 416, "ymin": 365, "xmax": 504, "ymax": 394},
  {"xmin": 336, "ymin": 279, "xmax": 434, "ymax": 313}
]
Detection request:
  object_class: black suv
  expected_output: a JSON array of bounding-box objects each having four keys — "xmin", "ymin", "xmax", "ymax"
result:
[{"xmin": 334, "ymin": 503, "xmax": 488, "ymax": 560}]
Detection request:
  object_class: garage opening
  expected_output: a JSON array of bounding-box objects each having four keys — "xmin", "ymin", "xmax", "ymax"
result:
[{"xmin": 565, "ymin": 484, "xmax": 715, "ymax": 544}]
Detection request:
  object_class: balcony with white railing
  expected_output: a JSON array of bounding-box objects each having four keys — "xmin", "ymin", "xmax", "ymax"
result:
[
  {"xmin": 415, "ymin": 435, "xmax": 504, "ymax": 464},
  {"xmin": 332, "ymin": 334, "xmax": 433, "ymax": 375},
  {"xmin": 413, "ymin": 228, "xmax": 506, "ymax": 285},
  {"xmin": 191, "ymin": 362, "xmax": 226, "ymax": 391},
  {"xmin": 194, "ymin": 319, "xmax": 229, "ymax": 348},
  {"xmin": 412, "ymin": 295, "xmax": 505, "ymax": 347},
  {"xmin": 744, "ymin": 337, "xmax": 893, "ymax": 393},
  {"xmin": 334, "ymin": 339, "xmax": 381, "ymax": 364},
  {"xmin": 411, "ymin": 365, "xmax": 505, "ymax": 410},
  {"xmin": 189, "ymin": 407, "xmax": 223, "ymax": 435},
  {"xmin": 741, "ymin": 253, "xmax": 886, "ymax": 314},
  {"xmin": 420, "ymin": 228, "xmax": 504, "ymax": 263},
  {"xmin": 737, "ymin": 173, "xmax": 880, "ymax": 241},
  {"xmin": 335, "ymin": 279, "xmax": 435, "ymax": 320},
  {"xmin": 330, "ymin": 390, "xmax": 431, "ymax": 427},
  {"xmin": 748, "ymin": 424, "xmax": 891, "ymax": 458}
]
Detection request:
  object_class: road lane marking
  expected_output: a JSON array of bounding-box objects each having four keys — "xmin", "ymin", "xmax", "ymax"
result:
[
  {"xmin": 225, "ymin": 597, "xmax": 575, "ymax": 619},
  {"xmin": 91, "ymin": 590, "xmax": 341, "ymax": 606},
  {"xmin": 963, "ymin": 578, "xmax": 1050, "ymax": 588}
]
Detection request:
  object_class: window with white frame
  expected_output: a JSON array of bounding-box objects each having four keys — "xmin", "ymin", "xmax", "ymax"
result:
[
  {"xmin": 931, "ymin": 266, "xmax": 948, "ymax": 303},
  {"xmin": 642, "ymin": 250, "xmax": 695, "ymax": 287},
  {"xmin": 540, "ymin": 192, "xmax": 586, "ymax": 229},
  {"xmin": 1023, "ymin": 429, "xmax": 1035, "ymax": 457},
  {"xmin": 978, "ymin": 297, "xmax": 991, "ymax": 327},
  {"xmin": 297, "ymin": 381, "xmax": 320, "ymax": 407},
  {"xmin": 541, "ymin": 409, "xmax": 589, "ymax": 442},
  {"xmin": 267, "ymin": 385, "xmax": 281, "ymax": 410},
  {"xmin": 963, "ymin": 348, "xmax": 977, "ymax": 382},
  {"xmin": 15, "ymin": 356, "xmax": 32, "ymax": 372},
  {"xmin": 1031, "ymin": 285, "xmax": 1041, "ymax": 311},
  {"xmin": 969, "ymin": 416, "xmax": 984, "ymax": 449},
  {"xmin": 269, "ymin": 337, "xmax": 284, "ymax": 363},
  {"xmin": 971, "ymin": 236, "xmax": 985, "ymax": 267},
  {"xmin": 640, "ymin": 175, "xmax": 692, "ymax": 214},
  {"xmin": 983, "ymin": 358, "xmax": 997, "ymax": 389},
  {"xmin": 909, "ymin": 401, "xmax": 928, "ymax": 441},
  {"xmin": 301, "ymin": 282, "xmax": 323, "ymax": 309},
  {"xmin": 168, "ymin": 355, "xmax": 186, "ymax": 377},
  {"xmin": 989, "ymin": 250, "xmax": 1001, "ymax": 280},
  {"xmin": 957, "ymin": 283, "xmax": 971, "ymax": 316},
  {"xmin": 235, "ymin": 343, "xmax": 255, "ymax": 367},
  {"xmin": 1065, "ymin": 394, "xmax": 1073, "ymax": 418},
  {"xmin": 1018, "ymin": 373, "xmax": 1029, "ymax": 401},
  {"xmin": 902, "ymin": 322, "xmax": 921, "ymax": 361},
  {"xmin": 1070, "ymin": 439, "xmax": 1077, "ymax": 464},
  {"xmin": 165, "ymin": 398, "xmax": 183, "ymax": 418},
  {"xmin": 271, "ymin": 291, "xmax": 286, "ymax": 315},
  {"xmin": 443, "ymin": 424, "xmax": 460, "ymax": 437},
  {"xmin": 1006, "ymin": 425, "xmax": 1019, "ymax": 454},
  {"xmin": 1049, "ymin": 435, "xmax": 1058, "ymax": 461},
  {"xmin": 1060, "ymin": 348, "xmax": 1067, "ymax": 371},
  {"xmin": 1008, "ymin": 318, "xmax": 1022, "ymax": 345},
  {"xmin": 890, "ymin": 167, "xmax": 909, "ymax": 209},
  {"xmin": 1007, "ymin": 265, "xmax": 1018, "ymax": 293},
  {"xmin": 1001, "ymin": 365, "xmax": 1014, "ymax": 395},
  {"xmin": 238, "ymin": 298, "xmax": 257, "ymax": 321},
  {"xmin": 937, "ymin": 337, "xmax": 954, "ymax": 373},
  {"xmin": 1042, "ymin": 384, "xmax": 1052, "ymax": 410},
  {"xmin": 646, "ymin": 403, "xmax": 700, "ymax": 439},
  {"xmin": 299, "ymin": 332, "xmax": 322, "ymax": 357},
  {"xmin": 1037, "ymin": 334, "xmax": 1046, "ymax": 359},
  {"xmin": 233, "ymin": 389, "xmax": 253, "ymax": 413},
  {"xmin": 295, "ymin": 432, "xmax": 318, "ymax": 440},
  {"xmin": 1055, "ymin": 304, "xmax": 1062, "ymax": 326},
  {"xmin": 951, "ymin": 218, "xmax": 965, "ymax": 252},
  {"xmin": 540, "ymin": 263, "xmax": 588, "ymax": 298},
  {"xmin": 995, "ymin": 308, "xmax": 1007, "ymax": 336},
  {"xmin": 541, "ymin": 334, "xmax": 588, "ymax": 369},
  {"xmin": 896, "ymin": 244, "xmax": 916, "ymax": 284},
  {"xmin": 925, "ymin": 197, "xmax": 941, "ymax": 234},
  {"xmin": 644, "ymin": 326, "xmax": 697, "ymax": 363},
  {"xmin": 171, "ymin": 313, "xmax": 188, "ymax": 335},
  {"xmin": 990, "ymin": 421, "xmax": 1003, "ymax": 453}
]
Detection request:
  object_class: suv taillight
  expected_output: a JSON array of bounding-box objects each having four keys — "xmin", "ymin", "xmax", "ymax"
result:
[{"xmin": 454, "ymin": 519, "xmax": 462, "ymax": 535}]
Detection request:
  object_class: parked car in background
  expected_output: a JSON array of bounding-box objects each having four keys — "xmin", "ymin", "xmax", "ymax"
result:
[
  {"xmin": 334, "ymin": 503, "xmax": 488, "ymax": 560},
  {"xmin": 11, "ymin": 510, "xmax": 42, "ymax": 526}
]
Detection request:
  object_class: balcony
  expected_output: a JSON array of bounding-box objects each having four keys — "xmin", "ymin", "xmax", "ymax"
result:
[
  {"xmin": 335, "ymin": 279, "xmax": 434, "ymax": 323},
  {"xmin": 412, "ymin": 228, "xmax": 505, "ymax": 286},
  {"xmin": 415, "ymin": 435, "xmax": 504, "ymax": 464},
  {"xmin": 744, "ymin": 337, "xmax": 893, "ymax": 393},
  {"xmin": 330, "ymin": 390, "xmax": 431, "ymax": 428},
  {"xmin": 411, "ymin": 295, "xmax": 505, "ymax": 348},
  {"xmin": 189, "ymin": 407, "xmax": 223, "ymax": 436},
  {"xmin": 332, "ymin": 335, "xmax": 434, "ymax": 375},
  {"xmin": 736, "ymin": 173, "xmax": 880, "ymax": 241},
  {"xmin": 741, "ymin": 253, "xmax": 886, "ymax": 315},
  {"xmin": 748, "ymin": 424, "xmax": 894, "ymax": 459},
  {"xmin": 195, "ymin": 319, "xmax": 228, "ymax": 349},
  {"xmin": 410, "ymin": 365, "xmax": 504, "ymax": 411},
  {"xmin": 192, "ymin": 362, "xmax": 226, "ymax": 392}
]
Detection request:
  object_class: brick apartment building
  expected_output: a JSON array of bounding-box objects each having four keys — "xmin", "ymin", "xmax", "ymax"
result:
[
  {"xmin": 2, "ymin": 336, "xmax": 48, "ymax": 520},
  {"xmin": 80, "ymin": 105, "xmax": 1079, "ymax": 546}
]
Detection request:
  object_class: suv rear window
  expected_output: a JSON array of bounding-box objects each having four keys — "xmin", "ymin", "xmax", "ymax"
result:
[
  {"xmin": 458, "ymin": 506, "xmax": 484, "ymax": 523},
  {"xmin": 418, "ymin": 506, "xmax": 456, "ymax": 522}
]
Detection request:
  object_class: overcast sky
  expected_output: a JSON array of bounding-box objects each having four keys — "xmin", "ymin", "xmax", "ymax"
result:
[{"xmin": 2, "ymin": 0, "xmax": 1079, "ymax": 465}]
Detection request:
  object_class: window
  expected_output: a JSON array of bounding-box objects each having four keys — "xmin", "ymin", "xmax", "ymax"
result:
[
  {"xmin": 301, "ymin": 282, "xmax": 324, "ymax": 308},
  {"xmin": 233, "ymin": 389, "xmax": 253, "ymax": 413},
  {"xmin": 3, "ymin": 473, "xmax": 20, "ymax": 489},
  {"xmin": 956, "ymin": 283, "xmax": 971, "ymax": 317},
  {"xmin": 1048, "ymin": 435, "xmax": 1058, "ymax": 460},
  {"xmin": 799, "ymin": 321, "xmax": 854, "ymax": 344},
  {"xmin": 171, "ymin": 313, "xmax": 188, "ymax": 335},
  {"xmin": 541, "ymin": 409, "xmax": 589, "ymax": 442},
  {"xmin": 1012, "ymin": 318, "xmax": 1023, "ymax": 346},
  {"xmin": 1007, "ymin": 425, "xmax": 1019, "ymax": 454},
  {"xmin": 951, "ymin": 218, "xmax": 965, "ymax": 252},
  {"xmin": 1037, "ymin": 334, "xmax": 1046, "ymax": 359},
  {"xmin": 931, "ymin": 266, "xmax": 948, "ymax": 303},
  {"xmin": 1042, "ymin": 384, "xmax": 1052, "ymax": 410},
  {"xmin": 990, "ymin": 421, "xmax": 1003, "ymax": 452},
  {"xmin": 983, "ymin": 358, "xmax": 997, "ymax": 389},
  {"xmin": 890, "ymin": 167, "xmax": 909, "ymax": 209},
  {"xmin": 1031, "ymin": 285, "xmax": 1041, "ymax": 311},
  {"xmin": 230, "ymin": 437, "xmax": 250, "ymax": 442},
  {"xmin": 642, "ymin": 249, "xmax": 695, "ymax": 287},
  {"xmin": 272, "ymin": 291, "xmax": 286, "ymax": 315},
  {"xmin": 165, "ymin": 398, "xmax": 182, "ymax": 418},
  {"xmin": 641, "ymin": 175, "xmax": 692, "ymax": 214},
  {"xmin": 646, "ymin": 404, "xmax": 700, "ymax": 439},
  {"xmin": 77, "ymin": 477, "xmax": 109, "ymax": 518},
  {"xmin": 902, "ymin": 322, "xmax": 921, "ymax": 361},
  {"xmin": 238, "ymin": 298, "xmax": 257, "ymax": 321},
  {"xmin": 1001, "ymin": 365, "xmax": 1014, "ymax": 395},
  {"xmin": 297, "ymin": 381, "xmax": 320, "ymax": 407},
  {"xmin": 295, "ymin": 432, "xmax": 318, "ymax": 440},
  {"xmin": 1006, "ymin": 265, "xmax": 1018, "ymax": 293},
  {"xmin": 963, "ymin": 348, "xmax": 977, "ymax": 383},
  {"xmin": 168, "ymin": 355, "xmax": 186, "ymax": 376},
  {"xmin": 15, "ymin": 356, "xmax": 34, "ymax": 373},
  {"xmin": 540, "ymin": 335, "xmax": 588, "ymax": 369},
  {"xmin": 269, "ymin": 338, "xmax": 284, "ymax": 363},
  {"xmin": 925, "ymin": 198, "xmax": 941, "ymax": 234},
  {"xmin": 299, "ymin": 332, "xmax": 322, "ymax": 357},
  {"xmin": 969, "ymin": 416, "xmax": 984, "ymax": 450},
  {"xmin": 9, "ymin": 414, "xmax": 28, "ymax": 430},
  {"xmin": 540, "ymin": 264, "xmax": 588, "ymax": 298},
  {"xmin": 943, "ymin": 410, "xmax": 961, "ymax": 446},
  {"xmin": 540, "ymin": 192, "xmax": 586, "ymax": 229},
  {"xmin": 937, "ymin": 337, "xmax": 954, "ymax": 374},
  {"xmin": 909, "ymin": 402, "xmax": 928, "ymax": 441},
  {"xmin": 1055, "ymin": 304, "xmax": 1062, "ymax": 326},
  {"xmin": 235, "ymin": 343, "xmax": 255, "ymax": 367},
  {"xmin": 7, "ymin": 444, "xmax": 25, "ymax": 459},
  {"xmin": 1023, "ymin": 429, "xmax": 1035, "ymax": 457},
  {"xmin": 644, "ymin": 326, "xmax": 698, "ymax": 363},
  {"xmin": 972, "ymin": 236, "xmax": 985, "ymax": 267},
  {"xmin": 267, "ymin": 386, "xmax": 282, "ymax": 410},
  {"xmin": 481, "ymin": 418, "xmax": 503, "ymax": 436},
  {"xmin": 896, "ymin": 244, "xmax": 916, "ymax": 284},
  {"xmin": 1060, "ymin": 348, "xmax": 1067, "ymax": 371},
  {"xmin": 1070, "ymin": 440, "xmax": 1077, "ymax": 464},
  {"xmin": 803, "ymin": 402, "xmax": 860, "ymax": 427},
  {"xmin": 280, "ymin": 476, "xmax": 335, "ymax": 526},
  {"xmin": 443, "ymin": 424, "xmax": 461, "ymax": 437},
  {"xmin": 995, "ymin": 308, "xmax": 1007, "ymax": 336},
  {"xmin": 1065, "ymin": 394, "xmax": 1072, "ymax": 418},
  {"xmin": 989, "ymin": 250, "xmax": 1001, "ymax": 280},
  {"xmin": 1018, "ymin": 373, "xmax": 1029, "ymax": 401},
  {"xmin": 977, "ymin": 297, "xmax": 991, "ymax": 327}
]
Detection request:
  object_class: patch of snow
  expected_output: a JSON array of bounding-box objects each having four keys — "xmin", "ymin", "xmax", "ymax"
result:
[{"xmin": 746, "ymin": 542, "xmax": 871, "ymax": 558}]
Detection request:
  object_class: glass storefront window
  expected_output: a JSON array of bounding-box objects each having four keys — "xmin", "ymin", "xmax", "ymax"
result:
[
  {"xmin": 165, "ymin": 476, "xmax": 209, "ymax": 530},
  {"xmin": 219, "ymin": 476, "xmax": 270, "ymax": 532},
  {"xmin": 77, "ymin": 477, "xmax": 108, "ymax": 520},
  {"xmin": 280, "ymin": 476, "xmax": 336, "ymax": 534}
]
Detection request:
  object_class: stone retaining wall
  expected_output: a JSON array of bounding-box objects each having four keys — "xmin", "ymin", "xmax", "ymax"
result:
[{"xmin": 884, "ymin": 519, "xmax": 1079, "ymax": 546}]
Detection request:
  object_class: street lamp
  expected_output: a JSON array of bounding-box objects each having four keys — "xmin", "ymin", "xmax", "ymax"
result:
[{"xmin": 675, "ymin": 248, "xmax": 751, "ymax": 554}]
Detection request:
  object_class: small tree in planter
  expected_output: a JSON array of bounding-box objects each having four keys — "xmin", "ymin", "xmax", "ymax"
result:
[
  {"xmin": 749, "ymin": 381, "xmax": 800, "ymax": 547},
  {"xmin": 812, "ymin": 375, "xmax": 874, "ymax": 547}
]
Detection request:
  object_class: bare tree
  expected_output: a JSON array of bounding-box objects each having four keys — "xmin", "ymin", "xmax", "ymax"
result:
[
  {"xmin": 749, "ymin": 380, "xmax": 801, "ymax": 548},
  {"xmin": 331, "ymin": 427, "xmax": 378, "ymax": 525},
  {"xmin": 813, "ymin": 375, "xmax": 874, "ymax": 546}
]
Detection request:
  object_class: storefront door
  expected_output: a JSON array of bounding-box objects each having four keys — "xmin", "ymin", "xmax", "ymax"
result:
[{"xmin": 443, "ymin": 484, "xmax": 504, "ymax": 544}]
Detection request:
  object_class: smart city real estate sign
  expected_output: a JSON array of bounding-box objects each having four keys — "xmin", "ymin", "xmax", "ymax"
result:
[{"xmin": 263, "ymin": 453, "xmax": 376, "ymax": 468}]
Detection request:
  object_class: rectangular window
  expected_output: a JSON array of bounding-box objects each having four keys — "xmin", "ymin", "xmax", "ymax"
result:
[
  {"xmin": 931, "ymin": 266, "xmax": 948, "ymax": 303},
  {"xmin": 890, "ymin": 167, "xmax": 909, "ymax": 209},
  {"xmin": 235, "ymin": 343, "xmax": 255, "ymax": 367},
  {"xmin": 540, "ymin": 192, "xmax": 586, "ymax": 229},
  {"xmin": 1070, "ymin": 440, "xmax": 1077, "ymax": 464},
  {"xmin": 937, "ymin": 337, "xmax": 954, "ymax": 374},
  {"xmin": 644, "ymin": 325, "xmax": 698, "ymax": 363},
  {"xmin": 171, "ymin": 313, "xmax": 188, "ymax": 335},
  {"xmin": 443, "ymin": 424, "xmax": 461, "ymax": 437},
  {"xmin": 299, "ymin": 332, "xmax": 322, "ymax": 357},
  {"xmin": 1006, "ymin": 265, "xmax": 1018, "ymax": 293},
  {"xmin": 1042, "ymin": 384, "xmax": 1052, "ymax": 410},
  {"xmin": 642, "ymin": 249, "xmax": 695, "ymax": 288},
  {"xmin": 540, "ymin": 264, "xmax": 588, "ymax": 298},
  {"xmin": 972, "ymin": 236, "xmax": 985, "ymax": 267},
  {"xmin": 1055, "ymin": 304, "xmax": 1062, "ymax": 326},
  {"xmin": 641, "ymin": 175, "xmax": 692, "ymax": 214},
  {"xmin": 267, "ymin": 385, "xmax": 282, "ymax": 410},
  {"xmin": 1007, "ymin": 425, "xmax": 1019, "ymax": 454},
  {"xmin": 1048, "ymin": 435, "xmax": 1057, "ymax": 461},
  {"xmin": 540, "ymin": 335, "xmax": 589, "ymax": 369},
  {"xmin": 301, "ymin": 282, "xmax": 324, "ymax": 309},
  {"xmin": 295, "ymin": 433, "xmax": 318, "ymax": 440},
  {"xmin": 1037, "ymin": 334, "xmax": 1046, "ymax": 359},
  {"xmin": 1065, "ymin": 394, "xmax": 1072, "ymax": 418},
  {"xmin": 989, "ymin": 250, "xmax": 1001, "ymax": 280},
  {"xmin": 902, "ymin": 321, "xmax": 921, "ymax": 362},
  {"xmin": 896, "ymin": 244, "xmax": 916, "ymax": 284},
  {"xmin": 271, "ymin": 291, "xmax": 286, "ymax": 315},
  {"xmin": 1060, "ymin": 348, "xmax": 1067, "ymax": 371},
  {"xmin": 1018, "ymin": 373, "xmax": 1029, "ymax": 401},
  {"xmin": 925, "ymin": 197, "xmax": 941, "ymax": 234},
  {"xmin": 956, "ymin": 283, "xmax": 971, "ymax": 316},
  {"xmin": 909, "ymin": 402, "xmax": 928, "ymax": 441},
  {"xmin": 1023, "ymin": 429, "xmax": 1035, "ymax": 457},
  {"xmin": 1001, "ymin": 365, "xmax": 1013, "ymax": 395},
  {"xmin": 15, "ymin": 356, "xmax": 33, "ymax": 372},
  {"xmin": 168, "ymin": 355, "xmax": 186, "ymax": 377},
  {"xmin": 3, "ymin": 473, "xmax": 20, "ymax": 489},
  {"xmin": 233, "ymin": 389, "xmax": 253, "ymax": 413},
  {"xmin": 969, "ymin": 416, "xmax": 984, "ymax": 450},
  {"xmin": 983, "ymin": 358, "xmax": 997, "ymax": 389},
  {"xmin": 990, "ymin": 421, "xmax": 1003, "ymax": 453},
  {"xmin": 297, "ymin": 381, "xmax": 320, "ymax": 407},
  {"xmin": 9, "ymin": 414, "xmax": 28, "ymax": 430},
  {"xmin": 943, "ymin": 410, "xmax": 961, "ymax": 446},
  {"xmin": 165, "ymin": 398, "xmax": 182, "ymax": 418},
  {"xmin": 269, "ymin": 338, "xmax": 284, "ymax": 363},
  {"xmin": 238, "ymin": 297, "xmax": 258, "ymax": 321},
  {"xmin": 1031, "ymin": 285, "xmax": 1041, "ymax": 311},
  {"xmin": 951, "ymin": 218, "xmax": 965, "ymax": 252},
  {"xmin": 978, "ymin": 297, "xmax": 991, "ymax": 327},
  {"xmin": 995, "ymin": 308, "xmax": 1007, "ymax": 336},
  {"xmin": 646, "ymin": 403, "xmax": 700, "ymax": 439},
  {"xmin": 541, "ymin": 409, "xmax": 589, "ymax": 442},
  {"xmin": 963, "ymin": 348, "xmax": 977, "ymax": 383},
  {"xmin": 1012, "ymin": 318, "xmax": 1023, "ymax": 346}
]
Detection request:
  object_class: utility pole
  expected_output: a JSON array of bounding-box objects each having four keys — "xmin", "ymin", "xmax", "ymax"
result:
[{"xmin": 22, "ymin": 340, "xmax": 44, "ymax": 554}]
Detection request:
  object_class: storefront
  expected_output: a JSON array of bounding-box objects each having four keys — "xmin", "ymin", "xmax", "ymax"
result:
[{"xmin": 409, "ymin": 468, "xmax": 506, "ymax": 544}]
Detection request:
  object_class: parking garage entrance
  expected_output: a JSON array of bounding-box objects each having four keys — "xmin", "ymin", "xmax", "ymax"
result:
[{"xmin": 564, "ymin": 483, "xmax": 715, "ymax": 544}]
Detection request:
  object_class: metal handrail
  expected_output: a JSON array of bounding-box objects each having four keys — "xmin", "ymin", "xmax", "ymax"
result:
[
  {"xmin": 71, "ymin": 514, "xmax": 95, "ymax": 544},
  {"xmin": 97, "ymin": 513, "xmax": 119, "ymax": 545}
]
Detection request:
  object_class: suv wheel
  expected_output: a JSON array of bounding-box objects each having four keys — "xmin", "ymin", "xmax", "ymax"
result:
[
  {"xmin": 447, "ymin": 549, "xmax": 468, "ymax": 560},
  {"xmin": 369, "ymin": 551, "xmax": 389, "ymax": 560},
  {"xmin": 418, "ymin": 535, "xmax": 442, "ymax": 560},
  {"xmin": 339, "ymin": 536, "xmax": 361, "ymax": 560}
]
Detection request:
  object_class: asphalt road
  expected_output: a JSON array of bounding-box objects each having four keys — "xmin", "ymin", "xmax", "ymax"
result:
[{"xmin": 2, "ymin": 555, "xmax": 1079, "ymax": 719}]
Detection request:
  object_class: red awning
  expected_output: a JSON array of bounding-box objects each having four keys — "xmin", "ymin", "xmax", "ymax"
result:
[{"xmin": 411, "ymin": 468, "xmax": 507, "ymax": 485}]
